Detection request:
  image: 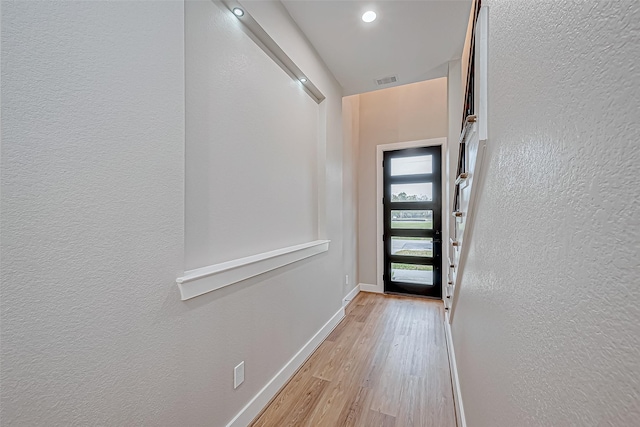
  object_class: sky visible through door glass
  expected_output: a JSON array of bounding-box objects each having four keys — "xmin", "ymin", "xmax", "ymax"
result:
[{"xmin": 390, "ymin": 155, "xmax": 432, "ymax": 176}]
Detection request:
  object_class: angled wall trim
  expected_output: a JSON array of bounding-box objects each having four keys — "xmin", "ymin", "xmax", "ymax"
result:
[
  {"xmin": 177, "ymin": 240, "xmax": 330, "ymax": 300},
  {"xmin": 220, "ymin": 0, "xmax": 325, "ymax": 103}
]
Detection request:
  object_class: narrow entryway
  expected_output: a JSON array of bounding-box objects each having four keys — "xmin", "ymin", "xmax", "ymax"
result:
[{"xmin": 251, "ymin": 293, "xmax": 456, "ymax": 426}]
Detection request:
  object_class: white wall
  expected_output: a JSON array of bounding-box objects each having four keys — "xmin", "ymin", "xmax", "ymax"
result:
[
  {"xmin": 357, "ymin": 78, "xmax": 448, "ymax": 285},
  {"xmin": 1, "ymin": 1, "xmax": 185, "ymax": 424},
  {"xmin": 185, "ymin": 0, "xmax": 319, "ymax": 268},
  {"xmin": 240, "ymin": 0, "xmax": 346, "ymax": 248},
  {"xmin": 1, "ymin": 1, "xmax": 351, "ymax": 426},
  {"xmin": 342, "ymin": 95, "xmax": 360, "ymax": 293},
  {"xmin": 452, "ymin": 1, "xmax": 640, "ymax": 425}
]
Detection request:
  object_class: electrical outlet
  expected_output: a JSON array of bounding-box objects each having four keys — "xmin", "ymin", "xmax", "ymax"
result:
[
  {"xmin": 234, "ymin": 361, "xmax": 244, "ymax": 389},
  {"xmin": 345, "ymin": 274, "xmax": 349, "ymax": 286}
]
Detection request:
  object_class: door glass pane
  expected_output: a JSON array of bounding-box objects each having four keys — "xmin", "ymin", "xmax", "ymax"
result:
[
  {"xmin": 391, "ymin": 237, "xmax": 433, "ymax": 257},
  {"xmin": 390, "ymin": 183, "xmax": 432, "ymax": 202},
  {"xmin": 391, "ymin": 263, "xmax": 433, "ymax": 285},
  {"xmin": 391, "ymin": 210, "xmax": 433, "ymax": 229},
  {"xmin": 391, "ymin": 155, "xmax": 433, "ymax": 176}
]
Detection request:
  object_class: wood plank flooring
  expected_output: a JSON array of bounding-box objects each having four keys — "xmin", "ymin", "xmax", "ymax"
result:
[{"xmin": 251, "ymin": 292, "xmax": 457, "ymax": 427}]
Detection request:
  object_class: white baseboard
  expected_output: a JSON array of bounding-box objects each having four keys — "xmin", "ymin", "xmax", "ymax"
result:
[
  {"xmin": 342, "ymin": 285, "xmax": 361, "ymax": 307},
  {"xmin": 444, "ymin": 311, "xmax": 466, "ymax": 427},
  {"xmin": 359, "ymin": 282, "xmax": 382, "ymax": 294},
  {"xmin": 225, "ymin": 306, "xmax": 346, "ymax": 427}
]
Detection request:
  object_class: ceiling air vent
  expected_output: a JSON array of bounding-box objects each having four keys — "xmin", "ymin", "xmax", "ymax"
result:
[{"xmin": 375, "ymin": 75, "xmax": 398, "ymax": 86}]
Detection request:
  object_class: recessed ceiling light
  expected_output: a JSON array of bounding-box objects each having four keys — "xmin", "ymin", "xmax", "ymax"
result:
[
  {"xmin": 362, "ymin": 11, "xmax": 377, "ymax": 23},
  {"xmin": 232, "ymin": 7, "xmax": 244, "ymax": 17},
  {"xmin": 300, "ymin": 77, "xmax": 308, "ymax": 83}
]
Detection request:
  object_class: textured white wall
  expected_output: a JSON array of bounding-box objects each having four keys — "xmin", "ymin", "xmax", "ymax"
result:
[
  {"xmin": 357, "ymin": 78, "xmax": 448, "ymax": 285},
  {"xmin": 452, "ymin": 1, "xmax": 640, "ymax": 425},
  {"xmin": 185, "ymin": 0, "xmax": 318, "ymax": 269},
  {"xmin": 1, "ymin": 1, "xmax": 185, "ymax": 424},
  {"xmin": 1, "ymin": 1, "xmax": 349, "ymax": 425}
]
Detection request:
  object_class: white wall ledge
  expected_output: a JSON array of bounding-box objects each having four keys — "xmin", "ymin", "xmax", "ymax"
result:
[{"xmin": 177, "ymin": 240, "xmax": 330, "ymax": 300}]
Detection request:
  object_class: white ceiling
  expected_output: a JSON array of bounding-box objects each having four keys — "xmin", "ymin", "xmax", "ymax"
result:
[{"xmin": 281, "ymin": 0, "xmax": 473, "ymax": 96}]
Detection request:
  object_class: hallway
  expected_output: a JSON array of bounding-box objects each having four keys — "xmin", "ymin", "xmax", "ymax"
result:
[
  {"xmin": 3, "ymin": 1, "xmax": 638, "ymax": 425},
  {"xmin": 251, "ymin": 293, "xmax": 456, "ymax": 427}
]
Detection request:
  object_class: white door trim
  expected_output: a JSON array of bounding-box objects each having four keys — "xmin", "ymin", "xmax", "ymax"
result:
[{"xmin": 375, "ymin": 137, "xmax": 448, "ymax": 295}]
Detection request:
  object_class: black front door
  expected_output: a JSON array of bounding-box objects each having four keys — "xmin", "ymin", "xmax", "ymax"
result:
[{"xmin": 383, "ymin": 146, "xmax": 442, "ymax": 298}]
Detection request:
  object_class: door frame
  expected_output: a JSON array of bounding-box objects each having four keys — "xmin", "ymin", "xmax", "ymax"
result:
[{"xmin": 374, "ymin": 137, "xmax": 447, "ymax": 298}]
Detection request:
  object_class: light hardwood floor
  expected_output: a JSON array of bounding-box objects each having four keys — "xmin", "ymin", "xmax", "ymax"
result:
[{"xmin": 251, "ymin": 292, "xmax": 457, "ymax": 427}]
